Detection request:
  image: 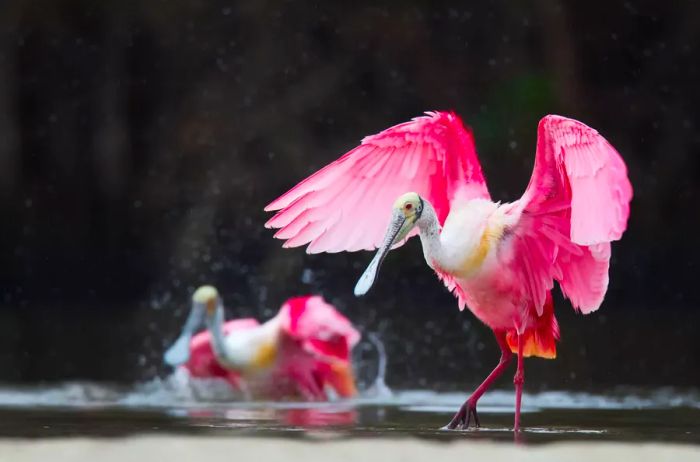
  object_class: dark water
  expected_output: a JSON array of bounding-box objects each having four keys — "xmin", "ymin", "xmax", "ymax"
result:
[{"xmin": 0, "ymin": 377, "xmax": 697, "ymax": 444}]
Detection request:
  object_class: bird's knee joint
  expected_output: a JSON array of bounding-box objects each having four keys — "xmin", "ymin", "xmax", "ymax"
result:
[{"xmin": 513, "ymin": 372, "xmax": 524, "ymax": 385}]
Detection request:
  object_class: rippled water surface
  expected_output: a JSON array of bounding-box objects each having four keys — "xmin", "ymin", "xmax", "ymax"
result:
[{"xmin": 0, "ymin": 376, "xmax": 697, "ymax": 444}]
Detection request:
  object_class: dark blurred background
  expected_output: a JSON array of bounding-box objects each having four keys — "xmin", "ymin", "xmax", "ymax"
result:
[{"xmin": 0, "ymin": 1, "xmax": 698, "ymax": 390}]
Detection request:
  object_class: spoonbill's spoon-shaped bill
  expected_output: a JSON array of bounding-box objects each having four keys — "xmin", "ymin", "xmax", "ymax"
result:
[
  {"xmin": 353, "ymin": 251, "xmax": 384, "ymax": 297},
  {"xmin": 265, "ymin": 111, "xmax": 632, "ymax": 432},
  {"xmin": 354, "ymin": 195, "xmax": 423, "ymax": 296},
  {"xmin": 163, "ymin": 332, "xmax": 194, "ymax": 367},
  {"xmin": 163, "ymin": 285, "xmax": 217, "ymax": 367}
]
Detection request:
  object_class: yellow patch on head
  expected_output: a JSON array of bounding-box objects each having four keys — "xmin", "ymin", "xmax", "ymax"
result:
[{"xmin": 250, "ymin": 341, "xmax": 278, "ymax": 369}]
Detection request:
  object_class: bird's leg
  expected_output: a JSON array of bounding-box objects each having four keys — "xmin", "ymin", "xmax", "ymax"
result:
[
  {"xmin": 290, "ymin": 369, "xmax": 325, "ymax": 401},
  {"xmin": 513, "ymin": 332, "xmax": 525, "ymax": 432},
  {"xmin": 445, "ymin": 330, "xmax": 512, "ymax": 430}
]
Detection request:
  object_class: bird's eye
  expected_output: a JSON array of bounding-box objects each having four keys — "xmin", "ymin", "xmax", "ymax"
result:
[{"xmin": 405, "ymin": 203, "xmax": 413, "ymax": 210}]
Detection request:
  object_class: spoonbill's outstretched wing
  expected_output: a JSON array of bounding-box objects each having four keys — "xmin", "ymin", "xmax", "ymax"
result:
[
  {"xmin": 265, "ymin": 111, "xmax": 490, "ymax": 253},
  {"xmin": 510, "ymin": 115, "xmax": 633, "ymax": 316},
  {"xmin": 278, "ymin": 295, "xmax": 360, "ymax": 361},
  {"xmin": 277, "ymin": 295, "xmax": 360, "ymax": 398}
]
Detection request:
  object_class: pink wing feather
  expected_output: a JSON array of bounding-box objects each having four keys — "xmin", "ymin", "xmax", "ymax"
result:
[
  {"xmin": 511, "ymin": 115, "xmax": 633, "ymax": 315},
  {"xmin": 522, "ymin": 115, "xmax": 632, "ymax": 244},
  {"xmin": 265, "ymin": 111, "xmax": 490, "ymax": 253},
  {"xmin": 278, "ymin": 295, "xmax": 360, "ymax": 361}
]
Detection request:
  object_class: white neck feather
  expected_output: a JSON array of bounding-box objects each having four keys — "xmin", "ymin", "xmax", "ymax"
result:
[
  {"xmin": 206, "ymin": 306, "xmax": 280, "ymax": 371},
  {"xmin": 206, "ymin": 306, "xmax": 236, "ymax": 367},
  {"xmin": 416, "ymin": 200, "xmax": 444, "ymax": 269},
  {"xmin": 417, "ymin": 198, "xmax": 506, "ymax": 277}
]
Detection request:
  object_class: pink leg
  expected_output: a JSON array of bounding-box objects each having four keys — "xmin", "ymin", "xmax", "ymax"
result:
[
  {"xmin": 513, "ymin": 332, "xmax": 525, "ymax": 432},
  {"xmin": 445, "ymin": 330, "xmax": 513, "ymax": 430},
  {"xmin": 291, "ymin": 370, "xmax": 325, "ymax": 401}
]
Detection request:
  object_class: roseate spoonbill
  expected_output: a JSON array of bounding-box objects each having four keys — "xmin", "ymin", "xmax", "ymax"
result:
[
  {"xmin": 264, "ymin": 112, "xmax": 632, "ymax": 430},
  {"xmin": 164, "ymin": 286, "xmax": 360, "ymax": 400}
]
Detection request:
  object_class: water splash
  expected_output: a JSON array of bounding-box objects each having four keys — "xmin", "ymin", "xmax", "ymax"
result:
[
  {"xmin": 0, "ymin": 378, "xmax": 696, "ymax": 413},
  {"xmin": 121, "ymin": 368, "xmax": 244, "ymax": 406},
  {"xmin": 363, "ymin": 333, "xmax": 392, "ymax": 398}
]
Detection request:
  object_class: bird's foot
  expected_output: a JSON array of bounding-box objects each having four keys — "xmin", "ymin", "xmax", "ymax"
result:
[{"xmin": 443, "ymin": 398, "xmax": 480, "ymax": 430}]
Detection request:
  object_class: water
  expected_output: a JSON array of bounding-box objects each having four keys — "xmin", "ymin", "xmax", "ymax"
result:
[{"xmin": 0, "ymin": 376, "xmax": 697, "ymax": 444}]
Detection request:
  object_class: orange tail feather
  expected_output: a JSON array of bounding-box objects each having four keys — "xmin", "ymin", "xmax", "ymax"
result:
[{"xmin": 506, "ymin": 292, "xmax": 560, "ymax": 359}]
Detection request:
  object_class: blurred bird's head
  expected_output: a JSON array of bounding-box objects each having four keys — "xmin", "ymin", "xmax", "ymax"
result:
[
  {"xmin": 192, "ymin": 285, "xmax": 221, "ymax": 318},
  {"xmin": 163, "ymin": 285, "xmax": 222, "ymax": 367}
]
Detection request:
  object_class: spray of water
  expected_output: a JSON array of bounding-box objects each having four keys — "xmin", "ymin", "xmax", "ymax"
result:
[{"xmin": 363, "ymin": 333, "xmax": 392, "ymax": 398}]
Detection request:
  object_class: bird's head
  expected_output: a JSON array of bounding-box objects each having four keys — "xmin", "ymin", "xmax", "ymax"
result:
[
  {"xmin": 393, "ymin": 191, "xmax": 424, "ymax": 230},
  {"xmin": 163, "ymin": 285, "xmax": 222, "ymax": 367},
  {"xmin": 192, "ymin": 285, "xmax": 221, "ymax": 318},
  {"xmin": 354, "ymin": 192, "xmax": 424, "ymax": 296}
]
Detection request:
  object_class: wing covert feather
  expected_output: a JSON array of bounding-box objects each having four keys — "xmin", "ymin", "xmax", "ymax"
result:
[{"xmin": 265, "ymin": 111, "xmax": 490, "ymax": 253}]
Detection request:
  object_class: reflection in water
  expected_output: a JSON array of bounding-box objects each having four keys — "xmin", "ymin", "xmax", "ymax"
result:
[
  {"xmin": 362, "ymin": 333, "xmax": 392, "ymax": 399},
  {"xmin": 176, "ymin": 405, "xmax": 357, "ymax": 428},
  {"xmin": 0, "ymin": 380, "xmax": 697, "ymax": 443},
  {"xmin": 280, "ymin": 408, "xmax": 357, "ymax": 427}
]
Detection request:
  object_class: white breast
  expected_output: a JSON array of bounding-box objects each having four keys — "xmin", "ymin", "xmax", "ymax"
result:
[
  {"xmin": 223, "ymin": 317, "xmax": 280, "ymax": 371},
  {"xmin": 438, "ymin": 199, "xmax": 503, "ymax": 275}
]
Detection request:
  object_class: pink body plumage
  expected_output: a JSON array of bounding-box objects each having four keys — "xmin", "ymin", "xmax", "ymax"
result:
[
  {"xmin": 182, "ymin": 295, "xmax": 360, "ymax": 400},
  {"xmin": 264, "ymin": 111, "xmax": 632, "ymax": 430}
]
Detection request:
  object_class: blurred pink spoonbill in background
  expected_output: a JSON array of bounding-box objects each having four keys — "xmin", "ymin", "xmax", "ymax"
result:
[
  {"xmin": 164, "ymin": 286, "xmax": 360, "ymax": 400},
  {"xmin": 265, "ymin": 111, "xmax": 632, "ymax": 431}
]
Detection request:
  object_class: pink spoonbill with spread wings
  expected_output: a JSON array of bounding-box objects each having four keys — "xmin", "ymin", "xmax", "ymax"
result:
[
  {"xmin": 164, "ymin": 286, "xmax": 360, "ymax": 400},
  {"xmin": 264, "ymin": 112, "xmax": 632, "ymax": 430}
]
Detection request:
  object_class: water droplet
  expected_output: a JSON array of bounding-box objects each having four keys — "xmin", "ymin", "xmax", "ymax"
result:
[{"xmin": 301, "ymin": 268, "xmax": 313, "ymax": 284}]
